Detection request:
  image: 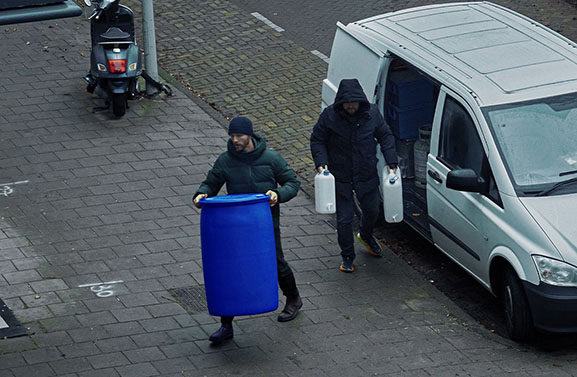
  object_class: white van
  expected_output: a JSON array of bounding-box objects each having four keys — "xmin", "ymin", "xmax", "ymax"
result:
[{"xmin": 323, "ymin": 1, "xmax": 577, "ymax": 341}]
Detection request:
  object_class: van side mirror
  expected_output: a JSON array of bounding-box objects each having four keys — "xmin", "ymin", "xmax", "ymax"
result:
[{"xmin": 446, "ymin": 169, "xmax": 486, "ymax": 193}]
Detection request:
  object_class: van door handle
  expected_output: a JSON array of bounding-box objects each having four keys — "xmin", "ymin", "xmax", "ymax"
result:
[{"xmin": 428, "ymin": 170, "xmax": 443, "ymax": 183}]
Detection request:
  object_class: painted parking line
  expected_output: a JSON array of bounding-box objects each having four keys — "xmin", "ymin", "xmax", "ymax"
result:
[
  {"xmin": 251, "ymin": 12, "xmax": 284, "ymax": 32},
  {"xmin": 311, "ymin": 50, "xmax": 330, "ymax": 64},
  {"xmin": 0, "ymin": 180, "xmax": 29, "ymax": 197},
  {"xmin": 0, "ymin": 315, "xmax": 8, "ymax": 329},
  {"xmin": 79, "ymin": 280, "xmax": 124, "ymax": 298}
]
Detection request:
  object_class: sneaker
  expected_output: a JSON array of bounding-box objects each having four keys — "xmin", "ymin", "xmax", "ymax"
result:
[
  {"xmin": 357, "ymin": 233, "xmax": 383, "ymax": 257},
  {"xmin": 340, "ymin": 258, "xmax": 355, "ymax": 273}
]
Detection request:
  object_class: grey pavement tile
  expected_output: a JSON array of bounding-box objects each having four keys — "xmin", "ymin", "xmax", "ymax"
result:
[
  {"xmin": 39, "ymin": 315, "xmax": 83, "ymax": 333},
  {"xmin": 21, "ymin": 292, "xmax": 62, "ymax": 308},
  {"xmin": 130, "ymin": 266, "xmax": 171, "ymax": 280},
  {"xmin": 137, "ymin": 252, "xmax": 175, "ymax": 267},
  {"xmin": 189, "ymin": 352, "xmax": 235, "ymax": 370},
  {"xmin": 21, "ymin": 347, "xmax": 64, "ymax": 365},
  {"xmin": 166, "ymin": 327, "xmax": 207, "ymax": 344},
  {"xmin": 10, "ymin": 364, "xmax": 56, "ymax": 377},
  {"xmin": 111, "ymin": 307, "xmax": 152, "ymax": 323},
  {"xmin": 0, "ymin": 353, "xmax": 27, "ymax": 370},
  {"xmin": 68, "ymin": 326, "xmax": 110, "ymax": 343},
  {"xmin": 95, "ymin": 337, "xmax": 139, "ymax": 353},
  {"xmin": 76, "ymin": 311, "xmax": 119, "ymax": 327},
  {"xmin": 122, "ymin": 347, "xmax": 166, "ymax": 364},
  {"xmin": 58, "ymin": 342, "xmax": 102, "ymax": 359},
  {"xmin": 151, "ymin": 357, "xmax": 196, "ymax": 375},
  {"xmin": 160, "ymin": 269, "xmax": 199, "ymax": 284},
  {"xmin": 87, "ymin": 352, "xmax": 130, "ymax": 370},
  {"xmin": 139, "ymin": 317, "xmax": 181, "ymax": 333},
  {"xmin": 13, "ymin": 306, "xmax": 53, "ymax": 323},
  {"xmin": 118, "ymin": 292, "xmax": 159, "ymax": 308},
  {"xmin": 130, "ymin": 332, "xmax": 174, "ymax": 348},
  {"xmin": 49, "ymin": 358, "xmax": 93, "ymax": 375},
  {"xmin": 114, "ymin": 362, "xmax": 159, "ymax": 377},
  {"xmin": 29, "ymin": 331, "xmax": 73, "ymax": 348},
  {"xmin": 145, "ymin": 303, "xmax": 187, "ymax": 318},
  {"xmin": 104, "ymin": 322, "xmax": 146, "ymax": 338}
]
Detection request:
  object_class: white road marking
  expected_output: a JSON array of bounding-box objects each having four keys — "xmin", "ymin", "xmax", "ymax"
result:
[
  {"xmin": 311, "ymin": 50, "xmax": 330, "ymax": 64},
  {"xmin": 0, "ymin": 315, "xmax": 8, "ymax": 329},
  {"xmin": 0, "ymin": 180, "xmax": 29, "ymax": 197},
  {"xmin": 251, "ymin": 12, "xmax": 285, "ymax": 32},
  {"xmin": 79, "ymin": 280, "xmax": 124, "ymax": 298},
  {"xmin": 78, "ymin": 280, "xmax": 124, "ymax": 288}
]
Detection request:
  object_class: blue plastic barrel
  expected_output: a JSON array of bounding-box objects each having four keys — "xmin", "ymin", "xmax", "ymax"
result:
[{"xmin": 199, "ymin": 193, "xmax": 278, "ymax": 316}]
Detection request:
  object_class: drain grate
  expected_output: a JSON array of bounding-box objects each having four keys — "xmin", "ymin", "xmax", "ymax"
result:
[{"xmin": 169, "ymin": 286, "xmax": 208, "ymax": 314}]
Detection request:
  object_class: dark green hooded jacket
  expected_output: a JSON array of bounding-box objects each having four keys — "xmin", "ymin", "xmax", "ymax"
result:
[{"xmin": 194, "ymin": 133, "xmax": 300, "ymax": 219}]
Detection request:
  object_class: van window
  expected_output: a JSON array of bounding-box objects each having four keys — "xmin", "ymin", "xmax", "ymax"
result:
[
  {"xmin": 440, "ymin": 96, "xmax": 502, "ymax": 206},
  {"xmin": 439, "ymin": 96, "xmax": 484, "ymax": 175}
]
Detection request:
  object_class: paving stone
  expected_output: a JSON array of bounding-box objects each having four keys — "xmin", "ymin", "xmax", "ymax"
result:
[
  {"xmin": 114, "ymin": 362, "xmax": 159, "ymax": 377},
  {"xmin": 122, "ymin": 347, "xmax": 166, "ymax": 364}
]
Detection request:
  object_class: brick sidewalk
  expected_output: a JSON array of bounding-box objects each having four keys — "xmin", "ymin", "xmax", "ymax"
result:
[{"xmin": 1, "ymin": 4, "xmax": 577, "ymax": 377}]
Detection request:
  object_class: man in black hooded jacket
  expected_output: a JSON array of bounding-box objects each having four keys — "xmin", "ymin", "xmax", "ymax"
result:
[{"xmin": 310, "ymin": 78, "xmax": 398, "ymax": 272}]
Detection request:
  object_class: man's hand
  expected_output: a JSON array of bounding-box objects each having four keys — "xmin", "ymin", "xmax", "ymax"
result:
[
  {"xmin": 317, "ymin": 165, "xmax": 328, "ymax": 173},
  {"xmin": 386, "ymin": 165, "xmax": 398, "ymax": 174},
  {"xmin": 265, "ymin": 190, "xmax": 278, "ymax": 207},
  {"xmin": 193, "ymin": 193, "xmax": 207, "ymax": 208}
]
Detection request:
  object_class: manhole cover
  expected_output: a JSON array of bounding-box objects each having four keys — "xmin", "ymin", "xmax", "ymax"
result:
[{"xmin": 169, "ymin": 286, "xmax": 208, "ymax": 314}]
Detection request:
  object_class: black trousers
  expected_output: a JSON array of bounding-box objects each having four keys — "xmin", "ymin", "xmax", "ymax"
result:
[
  {"xmin": 335, "ymin": 182, "xmax": 380, "ymax": 261},
  {"xmin": 221, "ymin": 217, "xmax": 299, "ymax": 324}
]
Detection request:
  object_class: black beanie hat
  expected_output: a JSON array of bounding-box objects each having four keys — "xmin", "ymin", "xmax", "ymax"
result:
[{"xmin": 228, "ymin": 116, "xmax": 253, "ymax": 136}]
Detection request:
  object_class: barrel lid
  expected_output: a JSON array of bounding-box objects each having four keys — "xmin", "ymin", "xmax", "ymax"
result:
[{"xmin": 199, "ymin": 193, "xmax": 270, "ymax": 207}]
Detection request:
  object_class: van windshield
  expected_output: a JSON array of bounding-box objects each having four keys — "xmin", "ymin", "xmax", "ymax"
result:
[{"xmin": 484, "ymin": 92, "xmax": 577, "ymax": 195}]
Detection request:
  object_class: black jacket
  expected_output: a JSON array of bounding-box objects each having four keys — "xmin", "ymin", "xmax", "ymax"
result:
[
  {"xmin": 194, "ymin": 134, "xmax": 300, "ymax": 218},
  {"xmin": 310, "ymin": 79, "xmax": 397, "ymax": 187}
]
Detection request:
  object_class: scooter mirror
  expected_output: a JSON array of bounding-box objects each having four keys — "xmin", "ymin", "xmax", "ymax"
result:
[{"xmin": 83, "ymin": 0, "xmax": 92, "ymax": 6}]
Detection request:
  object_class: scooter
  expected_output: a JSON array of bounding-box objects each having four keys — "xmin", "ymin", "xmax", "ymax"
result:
[{"xmin": 83, "ymin": 0, "xmax": 141, "ymax": 117}]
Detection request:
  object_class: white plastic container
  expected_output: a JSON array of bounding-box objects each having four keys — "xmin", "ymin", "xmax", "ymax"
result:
[
  {"xmin": 382, "ymin": 167, "xmax": 403, "ymax": 223},
  {"xmin": 314, "ymin": 169, "xmax": 336, "ymax": 214}
]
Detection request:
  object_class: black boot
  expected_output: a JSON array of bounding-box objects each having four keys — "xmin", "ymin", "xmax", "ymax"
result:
[
  {"xmin": 208, "ymin": 322, "xmax": 233, "ymax": 344},
  {"xmin": 278, "ymin": 295, "xmax": 303, "ymax": 322}
]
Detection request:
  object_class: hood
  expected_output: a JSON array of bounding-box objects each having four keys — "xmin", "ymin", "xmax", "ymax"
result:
[
  {"xmin": 520, "ymin": 194, "xmax": 577, "ymax": 263},
  {"xmin": 334, "ymin": 78, "xmax": 370, "ymax": 113},
  {"xmin": 227, "ymin": 132, "xmax": 266, "ymax": 162}
]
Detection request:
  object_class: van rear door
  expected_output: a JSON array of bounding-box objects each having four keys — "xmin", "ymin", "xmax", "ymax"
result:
[{"xmin": 323, "ymin": 22, "xmax": 388, "ymax": 109}]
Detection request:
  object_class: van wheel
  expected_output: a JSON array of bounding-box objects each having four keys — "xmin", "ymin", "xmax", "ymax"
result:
[
  {"xmin": 502, "ymin": 267, "xmax": 533, "ymax": 341},
  {"xmin": 112, "ymin": 93, "xmax": 127, "ymax": 117}
]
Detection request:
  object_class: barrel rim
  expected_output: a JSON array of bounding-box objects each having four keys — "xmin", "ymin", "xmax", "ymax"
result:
[{"xmin": 199, "ymin": 193, "xmax": 270, "ymax": 207}]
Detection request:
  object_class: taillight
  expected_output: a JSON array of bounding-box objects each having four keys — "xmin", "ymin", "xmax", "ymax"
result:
[{"xmin": 108, "ymin": 59, "xmax": 126, "ymax": 73}]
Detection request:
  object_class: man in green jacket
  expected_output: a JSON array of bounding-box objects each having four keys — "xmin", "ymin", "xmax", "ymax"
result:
[{"xmin": 193, "ymin": 116, "xmax": 302, "ymax": 344}]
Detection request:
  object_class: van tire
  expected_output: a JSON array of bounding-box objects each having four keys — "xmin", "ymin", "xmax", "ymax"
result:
[{"xmin": 502, "ymin": 267, "xmax": 533, "ymax": 341}]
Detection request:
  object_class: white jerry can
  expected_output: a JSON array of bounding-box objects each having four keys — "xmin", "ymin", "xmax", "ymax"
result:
[
  {"xmin": 382, "ymin": 167, "xmax": 403, "ymax": 223},
  {"xmin": 314, "ymin": 169, "xmax": 336, "ymax": 214}
]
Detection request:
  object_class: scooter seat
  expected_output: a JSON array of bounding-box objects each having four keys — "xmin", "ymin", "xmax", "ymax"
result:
[{"xmin": 100, "ymin": 27, "xmax": 131, "ymax": 40}]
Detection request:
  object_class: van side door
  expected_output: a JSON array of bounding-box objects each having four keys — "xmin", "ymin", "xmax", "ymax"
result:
[
  {"xmin": 427, "ymin": 88, "xmax": 494, "ymax": 282},
  {"xmin": 322, "ymin": 22, "xmax": 389, "ymax": 109}
]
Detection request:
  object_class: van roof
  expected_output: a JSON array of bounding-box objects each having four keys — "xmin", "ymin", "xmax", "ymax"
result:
[{"xmin": 350, "ymin": 1, "xmax": 577, "ymax": 106}]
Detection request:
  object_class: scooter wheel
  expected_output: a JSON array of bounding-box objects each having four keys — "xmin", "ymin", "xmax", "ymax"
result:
[{"xmin": 112, "ymin": 93, "xmax": 127, "ymax": 117}]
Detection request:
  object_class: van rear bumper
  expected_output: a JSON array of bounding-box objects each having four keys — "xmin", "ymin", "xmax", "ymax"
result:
[{"xmin": 523, "ymin": 281, "xmax": 577, "ymax": 333}]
